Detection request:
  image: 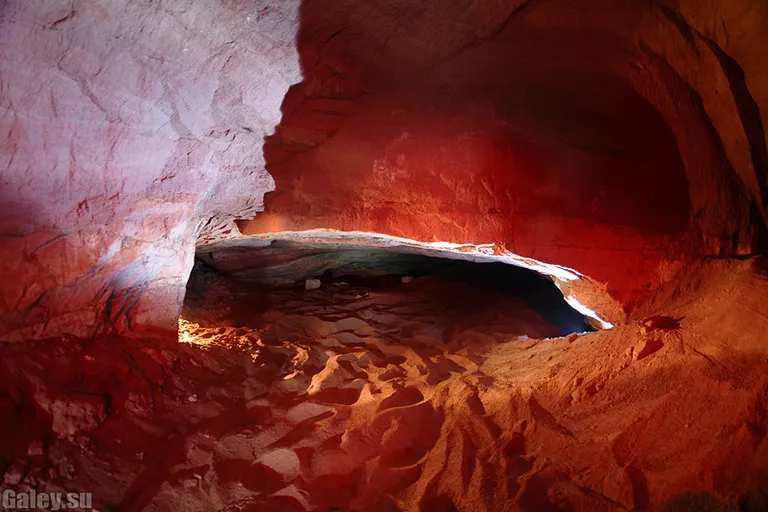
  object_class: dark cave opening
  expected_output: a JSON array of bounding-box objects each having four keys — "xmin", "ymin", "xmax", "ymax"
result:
[{"xmin": 187, "ymin": 241, "xmax": 594, "ymax": 338}]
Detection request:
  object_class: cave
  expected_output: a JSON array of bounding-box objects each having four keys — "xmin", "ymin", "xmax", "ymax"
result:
[
  {"xmin": 188, "ymin": 234, "xmax": 599, "ymax": 335},
  {"xmin": 2, "ymin": 0, "xmax": 768, "ymax": 511}
]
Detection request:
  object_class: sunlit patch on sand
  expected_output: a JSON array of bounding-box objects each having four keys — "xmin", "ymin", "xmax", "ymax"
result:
[{"xmin": 177, "ymin": 318, "xmax": 215, "ymax": 347}]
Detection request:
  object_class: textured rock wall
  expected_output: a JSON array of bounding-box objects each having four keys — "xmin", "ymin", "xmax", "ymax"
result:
[
  {"xmin": 2, "ymin": 0, "xmax": 767, "ymax": 340},
  {"xmin": 241, "ymin": 0, "xmax": 768, "ymax": 315},
  {"xmin": 0, "ymin": 0, "xmax": 302, "ymax": 341}
]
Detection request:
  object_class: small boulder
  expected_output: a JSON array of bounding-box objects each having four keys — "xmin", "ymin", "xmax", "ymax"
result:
[
  {"xmin": 400, "ymin": 276, "xmax": 413, "ymax": 284},
  {"xmin": 3, "ymin": 461, "xmax": 25, "ymax": 485},
  {"xmin": 633, "ymin": 338, "xmax": 664, "ymax": 361},
  {"xmin": 305, "ymin": 278, "xmax": 322, "ymax": 290},
  {"xmin": 34, "ymin": 392, "xmax": 107, "ymax": 439},
  {"xmin": 27, "ymin": 439, "xmax": 45, "ymax": 457}
]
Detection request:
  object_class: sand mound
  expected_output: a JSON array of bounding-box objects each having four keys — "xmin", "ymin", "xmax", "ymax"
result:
[{"xmin": 1, "ymin": 260, "xmax": 768, "ymax": 511}]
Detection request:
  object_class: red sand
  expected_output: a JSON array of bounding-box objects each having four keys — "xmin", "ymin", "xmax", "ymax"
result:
[{"xmin": 2, "ymin": 258, "xmax": 767, "ymax": 511}]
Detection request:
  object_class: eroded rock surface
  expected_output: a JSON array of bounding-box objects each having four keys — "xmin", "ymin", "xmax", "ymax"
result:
[
  {"xmin": 0, "ymin": 0, "xmax": 302, "ymax": 341},
  {"xmin": 242, "ymin": 0, "xmax": 768, "ymax": 314}
]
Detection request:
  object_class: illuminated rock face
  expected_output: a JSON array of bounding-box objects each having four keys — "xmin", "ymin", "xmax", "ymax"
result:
[
  {"xmin": 0, "ymin": 0, "xmax": 302, "ymax": 341},
  {"xmin": 243, "ymin": 0, "xmax": 768, "ymax": 317},
  {"xmin": 2, "ymin": 0, "xmax": 768, "ymax": 339}
]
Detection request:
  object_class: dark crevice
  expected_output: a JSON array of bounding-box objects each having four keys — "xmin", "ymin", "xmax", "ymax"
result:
[
  {"xmin": 654, "ymin": 3, "xmax": 697, "ymax": 48},
  {"xmin": 704, "ymin": 40, "xmax": 768, "ymax": 213},
  {"xmin": 655, "ymin": 1, "xmax": 768, "ymax": 219},
  {"xmin": 639, "ymin": 40, "xmax": 750, "ymax": 253},
  {"xmin": 192, "ymin": 243, "xmax": 596, "ymax": 336}
]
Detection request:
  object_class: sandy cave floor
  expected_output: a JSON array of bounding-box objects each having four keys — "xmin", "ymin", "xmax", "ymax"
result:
[{"xmin": 1, "ymin": 259, "xmax": 768, "ymax": 511}]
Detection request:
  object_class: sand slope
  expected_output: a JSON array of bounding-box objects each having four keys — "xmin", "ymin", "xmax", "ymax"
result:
[{"xmin": 1, "ymin": 260, "xmax": 768, "ymax": 511}]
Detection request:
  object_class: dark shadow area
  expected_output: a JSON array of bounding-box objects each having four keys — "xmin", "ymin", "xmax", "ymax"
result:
[
  {"xmin": 190, "ymin": 242, "xmax": 595, "ymax": 335},
  {"xmin": 320, "ymin": 254, "xmax": 594, "ymax": 335}
]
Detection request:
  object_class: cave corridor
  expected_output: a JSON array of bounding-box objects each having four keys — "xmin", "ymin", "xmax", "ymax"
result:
[{"xmin": 2, "ymin": 1, "xmax": 768, "ymax": 511}]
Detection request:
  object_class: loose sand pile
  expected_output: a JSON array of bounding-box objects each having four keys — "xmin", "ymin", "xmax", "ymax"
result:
[{"xmin": 1, "ymin": 258, "xmax": 767, "ymax": 511}]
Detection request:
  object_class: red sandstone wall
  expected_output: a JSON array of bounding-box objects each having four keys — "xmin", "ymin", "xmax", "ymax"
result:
[{"xmin": 241, "ymin": 0, "xmax": 768, "ymax": 316}]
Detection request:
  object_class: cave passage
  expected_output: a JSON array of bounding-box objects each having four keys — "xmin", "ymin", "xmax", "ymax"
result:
[
  {"xmin": 4, "ymin": 0, "xmax": 768, "ymax": 509},
  {"xmin": 185, "ymin": 241, "xmax": 594, "ymax": 342}
]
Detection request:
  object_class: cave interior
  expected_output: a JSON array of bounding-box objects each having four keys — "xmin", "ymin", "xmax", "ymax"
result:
[{"xmin": 1, "ymin": 0, "xmax": 768, "ymax": 511}]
